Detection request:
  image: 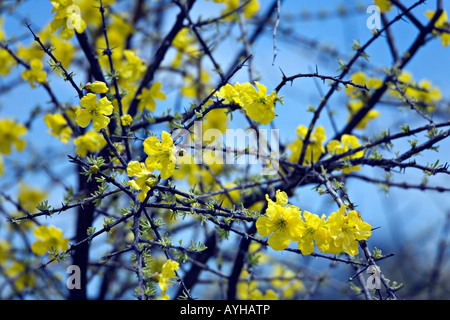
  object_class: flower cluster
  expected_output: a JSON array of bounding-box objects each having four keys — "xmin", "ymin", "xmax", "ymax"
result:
[
  {"xmin": 206, "ymin": 0, "xmax": 260, "ymax": 20},
  {"xmin": 215, "ymin": 82, "xmax": 282, "ymax": 125},
  {"xmin": 137, "ymin": 82, "xmax": 166, "ymax": 113},
  {"xmin": 49, "ymin": 0, "xmax": 86, "ymax": 39},
  {"xmin": 43, "ymin": 113, "xmax": 73, "ymax": 144},
  {"xmin": 0, "ymin": 119, "xmax": 27, "ymax": 155},
  {"xmin": 345, "ymin": 71, "xmax": 382, "ymax": 130},
  {"xmin": 126, "ymin": 161, "xmax": 158, "ymax": 202},
  {"xmin": 388, "ymin": 71, "xmax": 442, "ymax": 113},
  {"xmin": 287, "ymin": 125, "xmax": 326, "ymax": 165},
  {"xmin": 22, "ymin": 59, "xmax": 47, "ymax": 89},
  {"xmin": 127, "ymin": 131, "xmax": 178, "ymax": 201},
  {"xmin": 426, "ymin": 10, "xmax": 450, "ymax": 47},
  {"xmin": 327, "ymin": 134, "xmax": 364, "ymax": 174},
  {"xmin": 31, "ymin": 225, "xmax": 69, "ymax": 258},
  {"xmin": 256, "ymin": 190, "xmax": 372, "ymax": 256},
  {"xmin": 286, "ymin": 125, "xmax": 363, "ymax": 173}
]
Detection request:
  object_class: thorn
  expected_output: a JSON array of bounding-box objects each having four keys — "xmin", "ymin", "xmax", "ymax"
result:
[{"xmin": 279, "ymin": 66, "xmax": 286, "ymax": 80}]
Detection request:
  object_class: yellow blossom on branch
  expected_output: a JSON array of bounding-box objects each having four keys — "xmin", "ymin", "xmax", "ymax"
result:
[
  {"xmin": 22, "ymin": 59, "xmax": 47, "ymax": 88},
  {"xmin": 215, "ymin": 81, "xmax": 282, "ymax": 125},
  {"xmin": 73, "ymin": 130, "xmax": 107, "ymax": 157},
  {"xmin": 158, "ymin": 259, "xmax": 179, "ymax": 300},
  {"xmin": 255, "ymin": 190, "xmax": 304, "ymax": 251},
  {"xmin": 207, "ymin": 0, "xmax": 260, "ymax": 20},
  {"xmin": 426, "ymin": 10, "xmax": 450, "ymax": 47},
  {"xmin": 326, "ymin": 205, "xmax": 372, "ymax": 256},
  {"xmin": 347, "ymin": 100, "xmax": 380, "ymax": 130},
  {"xmin": 18, "ymin": 182, "xmax": 47, "ymax": 213},
  {"xmin": 137, "ymin": 82, "xmax": 166, "ymax": 112},
  {"xmin": 120, "ymin": 50, "xmax": 147, "ymax": 83},
  {"xmin": 86, "ymin": 81, "xmax": 109, "ymax": 94},
  {"xmin": 326, "ymin": 134, "xmax": 364, "ymax": 174},
  {"xmin": 143, "ymin": 131, "xmax": 178, "ymax": 180},
  {"xmin": 49, "ymin": 0, "xmax": 86, "ymax": 40},
  {"xmin": 0, "ymin": 119, "xmax": 27, "ymax": 154},
  {"xmin": 296, "ymin": 211, "xmax": 330, "ymax": 255},
  {"xmin": 75, "ymin": 93, "xmax": 114, "ymax": 131},
  {"xmin": 239, "ymin": 82, "xmax": 280, "ymax": 125},
  {"xmin": 0, "ymin": 49, "xmax": 17, "ymax": 76},
  {"xmin": 126, "ymin": 161, "xmax": 158, "ymax": 202},
  {"xmin": 287, "ymin": 125, "xmax": 326, "ymax": 165},
  {"xmin": 374, "ymin": 0, "xmax": 392, "ymax": 13},
  {"xmin": 43, "ymin": 113, "xmax": 73, "ymax": 144},
  {"xmin": 249, "ymin": 289, "xmax": 278, "ymax": 300},
  {"xmin": 120, "ymin": 114, "xmax": 133, "ymax": 127},
  {"xmin": 31, "ymin": 225, "xmax": 69, "ymax": 258},
  {"xmin": 5, "ymin": 261, "xmax": 35, "ymax": 291}
]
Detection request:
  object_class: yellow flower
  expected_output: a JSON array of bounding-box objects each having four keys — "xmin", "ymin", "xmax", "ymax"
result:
[
  {"xmin": 86, "ymin": 81, "xmax": 109, "ymax": 94},
  {"xmin": 181, "ymin": 69, "xmax": 212, "ymax": 99},
  {"xmin": 75, "ymin": 93, "xmax": 114, "ymax": 131},
  {"xmin": 0, "ymin": 119, "xmax": 27, "ymax": 154},
  {"xmin": 287, "ymin": 125, "xmax": 326, "ymax": 165},
  {"xmin": 172, "ymin": 151, "xmax": 223, "ymax": 187},
  {"xmin": 210, "ymin": 0, "xmax": 260, "ymax": 20},
  {"xmin": 297, "ymin": 211, "xmax": 330, "ymax": 255},
  {"xmin": 203, "ymin": 108, "xmax": 229, "ymax": 134},
  {"xmin": 426, "ymin": 10, "xmax": 450, "ymax": 47},
  {"xmin": 271, "ymin": 265, "xmax": 305, "ymax": 299},
  {"xmin": 326, "ymin": 134, "xmax": 364, "ymax": 174},
  {"xmin": 0, "ymin": 48, "xmax": 17, "ymax": 75},
  {"xmin": 214, "ymin": 83, "xmax": 242, "ymax": 105},
  {"xmin": 158, "ymin": 259, "xmax": 179, "ymax": 300},
  {"xmin": 36, "ymin": 24, "xmax": 75, "ymax": 68},
  {"xmin": 346, "ymin": 71, "xmax": 383, "ymax": 98},
  {"xmin": 127, "ymin": 161, "xmax": 158, "ymax": 202},
  {"xmin": 239, "ymin": 82, "xmax": 280, "ymax": 125},
  {"xmin": 172, "ymin": 27, "xmax": 199, "ymax": 66},
  {"xmin": 49, "ymin": 0, "xmax": 87, "ymax": 39},
  {"xmin": 219, "ymin": 183, "xmax": 241, "ymax": 209},
  {"xmin": 43, "ymin": 113, "xmax": 73, "ymax": 143},
  {"xmin": 73, "ymin": 130, "xmax": 107, "ymax": 157},
  {"xmin": 120, "ymin": 50, "xmax": 146, "ymax": 83},
  {"xmin": 16, "ymin": 43, "xmax": 44, "ymax": 62},
  {"xmin": 326, "ymin": 205, "xmax": 372, "ymax": 256},
  {"xmin": 18, "ymin": 182, "xmax": 47, "ymax": 213},
  {"xmin": 347, "ymin": 100, "xmax": 380, "ymax": 130},
  {"xmin": 390, "ymin": 71, "xmax": 442, "ymax": 112},
  {"xmin": 96, "ymin": 13, "xmax": 132, "ymax": 51},
  {"xmin": 120, "ymin": 114, "xmax": 133, "ymax": 127},
  {"xmin": 31, "ymin": 225, "xmax": 69, "ymax": 258},
  {"xmin": 0, "ymin": 17, "xmax": 4, "ymax": 40},
  {"xmin": 0, "ymin": 240, "xmax": 11, "ymax": 263},
  {"xmin": 137, "ymin": 82, "xmax": 166, "ymax": 112},
  {"xmin": 374, "ymin": 0, "xmax": 392, "ymax": 13},
  {"xmin": 143, "ymin": 131, "xmax": 177, "ymax": 180},
  {"xmin": 6, "ymin": 261, "xmax": 35, "ymax": 291},
  {"xmin": 256, "ymin": 190, "xmax": 304, "ymax": 251},
  {"xmin": 22, "ymin": 59, "xmax": 47, "ymax": 88},
  {"xmin": 0, "ymin": 155, "xmax": 3, "ymax": 176},
  {"xmin": 237, "ymin": 270, "xmax": 258, "ymax": 300},
  {"xmin": 249, "ymin": 289, "xmax": 278, "ymax": 300}
]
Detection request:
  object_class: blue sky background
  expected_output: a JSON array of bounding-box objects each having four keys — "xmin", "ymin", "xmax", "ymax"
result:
[{"xmin": 1, "ymin": 0, "xmax": 450, "ymax": 299}]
